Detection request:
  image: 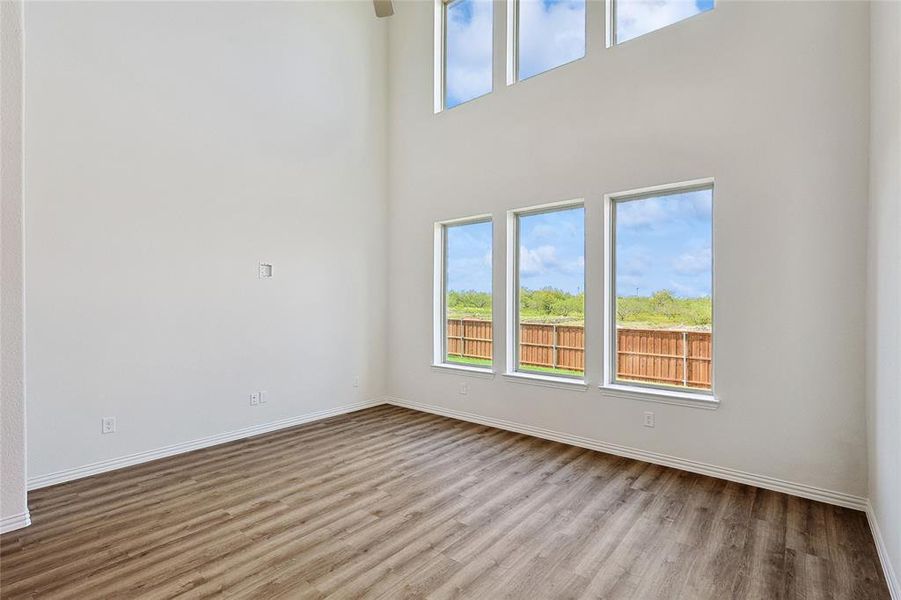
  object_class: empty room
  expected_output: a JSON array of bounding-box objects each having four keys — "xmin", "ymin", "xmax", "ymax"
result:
[{"xmin": 1, "ymin": 0, "xmax": 899, "ymax": 598}]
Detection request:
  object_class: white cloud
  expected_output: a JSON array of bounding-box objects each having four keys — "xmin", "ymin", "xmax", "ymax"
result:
[
  {"xmin": 669, "ymin": 280, "xmax": 707, "ymax": 298},
  {"xmin": 673, "ymin": 246, "xmax": 711, "ymax": 275},
  {"xmin": 518, "ymin": 0, "xmax": 585, "ymax": 79},
  {"xmin": 567, "ymin": 255, "xmax": 585, "ymax": 274},
  {"xmin": 520, "ymin": 244, "xmax": 583, "ymax": 278},
  {"xmin": 520, "ymin": 245, "xmax": 559, "ymax": 276},
  {"xmin": 616, "ymin": 0, "xmax": 708, "ymax": 43},
  {"xmin": 616, "ymin": 190, "xmax": 712, "ymax": 230},
  {"xmin": 616, "ymin": 197, "xmax": 671, "ymax": 228},
  {"xmin": 445, "ymin": 0, "xmax": 493, "ymax": 106}
]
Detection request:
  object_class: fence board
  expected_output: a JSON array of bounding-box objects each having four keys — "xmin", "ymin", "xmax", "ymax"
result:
[
  {"xmin": 446, "ymin": 318, "xmax": 492, "ymax": 361},
  {"xmin": 446, "ymin": 319, "xmax": 711, "ymax": 389}
]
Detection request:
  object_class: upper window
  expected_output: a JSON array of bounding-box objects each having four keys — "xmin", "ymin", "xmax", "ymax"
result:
[
  {"xmin": 608, "ymin": 182, "xmax": 713, "ymax": 394},
  {"xmin": 442, "ymin": 0, "xmax": 493, "ymax": 110},
  {"xmin": 514, "ymin": 0, "xmax": 586, "ymax": 81},
  {"xmin": 510, "ymin": 202, "xmax": 585, "ymax": 378},
  {"xmin": 611, "ymin": 0, "xmax": 714, "ymax": 45},
  {"xmin": 435, "ymin": 217, "xmax": 493, "ymax": 369}
]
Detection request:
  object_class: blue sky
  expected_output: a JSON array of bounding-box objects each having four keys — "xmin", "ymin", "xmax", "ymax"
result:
[
  {"xmin": 615, "ymin": 189, "xmax": 712, "ymax": 298},
  {"xmin": 518, "ymin": 0, "xmax": 585, "ymax": 81},
  {"xmin": 445, "ymin": 0, "xmax": 712, "ymax": 107},
  {"xmin": 519, "ymin": 207, "xmax": 584, "ymax": 294},
  {"xmin": 616, "ymin": 0, "xmax": 714, "ymax": 44},
  {"xmin": 446, "ymin": 220, "xmax": 493, "ymax": 293},
  {"xmin": 445, "ymin": 191, "xmax": 710, "ymax": 299},
  {"xmin": 445, "ymin": 0, "xmax": 492, "ymax": 109}
]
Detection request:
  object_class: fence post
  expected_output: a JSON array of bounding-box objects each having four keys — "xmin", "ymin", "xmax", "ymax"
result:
[
  {"xmin": 552, "ymin": 324, "xmax": 558, "ymax": 369},
  {"xmin": 682, "ymin": 331, "xmax": 688, "ymax": 387},
  {"xmin": 460, "ymin": 318, "xmax": 465, "ymax": 358}
]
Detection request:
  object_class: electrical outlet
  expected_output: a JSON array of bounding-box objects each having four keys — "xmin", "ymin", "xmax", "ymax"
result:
[
  {"xmin": 259, "ymin": 391, "xmax": 268, "ymax": 404},
  {"xmin": 643, "ymin": 411, "xmax": 655, "ymax": 428},
  {"xmin": 250, "ymin": 392, "xmax": 260, "ymax": 406},
  {"xmin": 459, "ymin": 382, "xmax": 469, "ymax": 396},
  {"xmin": 101, "ymin": 417, "xmax": 117, "ymax": 434},
  {"xmin": 353, "ymin": 376, "xmax": 360, "ymax": 388}
]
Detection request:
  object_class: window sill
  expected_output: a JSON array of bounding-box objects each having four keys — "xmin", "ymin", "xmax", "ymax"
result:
[
  {"xmin": 431, "ymin": 363, "xmax": 496, "ymax": 379},
  {"xmin": 503, "ymin": 371, "xmax": 588, "ymax": 391},
  {"xmin": 599, "ymin": 384, "xmax": 718, "ymax": 409}
]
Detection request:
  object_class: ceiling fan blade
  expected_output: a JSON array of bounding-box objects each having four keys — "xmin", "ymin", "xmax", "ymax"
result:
[{"xmin": 373, "ymin": 0, "xmax": 394, "ymax": 18}]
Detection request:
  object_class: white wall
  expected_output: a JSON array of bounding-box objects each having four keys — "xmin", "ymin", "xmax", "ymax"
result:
[
  {"xmin": 867, "ymin": 0, "xmax": 901, "ymax": 592},
  {"xmin": 1, "ymin": 0, "xmax": 29, "ymax": 532},
  {"xmin": 387, "ymin": 0, "xmax": 870, "ymax": 499},
  {"xmin": 24, "ymin": 1, "xmax": 388, "ymax": 481}
]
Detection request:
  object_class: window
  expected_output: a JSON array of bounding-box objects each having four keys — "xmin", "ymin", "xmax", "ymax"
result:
[
  {"xmin": 607, "ymin": 181, "xmax": 713, "ymax": 394},
  {"xmin": 511, "ymin": 0, "xmax": 586, "ymax": 82},
  {"xmin": 509, "ymin": 202, "xmax": 585, "ymax": 379},
  {"xmin": 435, "ymin": 217, "xmax": 493, "ymax": 369},
  {"xmin": 610, "ymin": 0, "xmax": 713, "ymax": 45},
  {"xmin": 438, "ymin": 0, "xmax": 493, "ymax": 111}
]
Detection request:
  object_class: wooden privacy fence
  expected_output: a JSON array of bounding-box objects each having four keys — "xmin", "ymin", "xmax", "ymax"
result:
[
  {"xmin": 519, "ymin": 323, "xmax": 585, "ymax": 372},
  {"xmin": 446, "ymin": 319, "xmax": 712, "ymax": 389},
  {"xmin": 446, "ymin": 319, "xmax": 493, "ymax": 361},
  {"xmin": 616, "ymin": 328, "xmax": 711, "ymax": 390}
]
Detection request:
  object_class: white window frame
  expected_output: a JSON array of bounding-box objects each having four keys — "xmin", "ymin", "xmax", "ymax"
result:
[
  {"xmin": 434, "ymin": 0, "xmax": 444, "ymax": 113},
  {"xmin": 606, "ymin": 0, "xmax": 715, "ymax": 48},
  {"xmin": 433, "ymin": 214, "xmax": 495, "ymax": 374},
  {"xmin": 505, "ymin": 199, "xmax": 588, "ymax": 389},
  {"xmin": 602, "ymin": 178, "xmax": 717, "ymax": 405},
  {"xmin": 435, "ymin": 0, "xmax": 493, "ymax": 113},
  {"xmin": 506, "ymin": 0, "xmax": 588, "ymax": 86}
]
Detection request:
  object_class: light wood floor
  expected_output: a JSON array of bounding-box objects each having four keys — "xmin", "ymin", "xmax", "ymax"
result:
[{"xmin": 0, "ymin": 405, "xmax": 889, "ymax": 599}]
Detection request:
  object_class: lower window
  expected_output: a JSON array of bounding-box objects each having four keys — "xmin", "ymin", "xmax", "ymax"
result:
[
  {"xmin": 511, "ymin": 201, "xmax": 585, "ymax": 378},
  {"xmin": 438, "ymin": 217, "xmax": 493, "ymax": 368},
  {"xmin": 609, "ymin": 182, "xmax": 713, "ymax": 392}
]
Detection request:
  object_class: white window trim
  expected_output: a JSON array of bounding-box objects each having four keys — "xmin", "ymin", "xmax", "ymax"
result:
[
  {"xmin": 504, "ymin": 371, "xmax": 588, "ymax": 391},
  {"xmin": 606, "ymin": 0, "xmax": 715, "ymax": 48},
  {"xmin": 604, "ymin": 0, "xmax": 614, "ymax": 48},
  {"xmin": 600, "ymin": 382, "xmax": 717, "ymax": 409},
  {"xmin": 506, "ymin": 198, "xmax": 586, "ymax": 385},
  {"xmin": 432, "ymin": 363, "xmax": 496, "ymax": 379},
  {"xmin": 434, "ymin": 0, "xmax": 444, "ymax": 113},
  {"xmin": 602, "ymin": 178, "xmax": 717, "ymax": 404},
  {"xmin": 505, "ymin": 0, "xmax": 517, "ymax": 86},
  {"xmin": 434, "ymin": 214, "xmax": 495, "ymax": 373}
]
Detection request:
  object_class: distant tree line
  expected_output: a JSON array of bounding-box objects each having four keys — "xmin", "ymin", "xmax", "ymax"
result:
[{"xmin": 447, "ymin": 288, "xmax": 711, "ymax": 328}]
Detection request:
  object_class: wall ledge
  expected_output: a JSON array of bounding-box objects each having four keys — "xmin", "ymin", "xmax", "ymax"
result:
[{"xmin": 385, "ymin": 396, "xmax": 868, "ymax": 511}]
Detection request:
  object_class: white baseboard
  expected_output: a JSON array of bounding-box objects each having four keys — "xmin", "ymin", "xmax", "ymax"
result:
[
  {"xmin": 27, "ymin": 399, "xmax": 385, "ymax": 491},
  {"xmin": 0, "ymin": 511, "xmax": 32, "ymax": 534},
  {"xmin": 867, "ymin": 501, "xmax": 901, "ymax": 600},
  {"xmin": 20, "ymin": 395, "xmax": 892, "ymax": 593},
  {"xmin": 385, "ymin": 396, "xmax": 869, "ymax": 511}
]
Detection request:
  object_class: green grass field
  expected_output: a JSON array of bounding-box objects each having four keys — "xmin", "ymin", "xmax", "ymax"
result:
[
  {"xmin": 516, "ymin": 364, "xmax": 583, "ymax": 377},
  {"xmin": 446, "ymin": 355, "xmax": 492, "ymax": 368},
  {"xmin": 444, "ymin": 288, "xmax": 709, "ymax": 378},
  {"xmin": 445, "ymin": 355, "xmax": 583, "ymax": 378},
  {"xmin": 447, "ymin": 288, "xmax": 711, "ymax": 330}
]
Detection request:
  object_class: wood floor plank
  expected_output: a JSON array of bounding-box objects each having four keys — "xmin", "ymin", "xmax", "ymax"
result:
[{"xmin": 0, "ymin": 405, "xmax": 890, "ymax": 599}]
